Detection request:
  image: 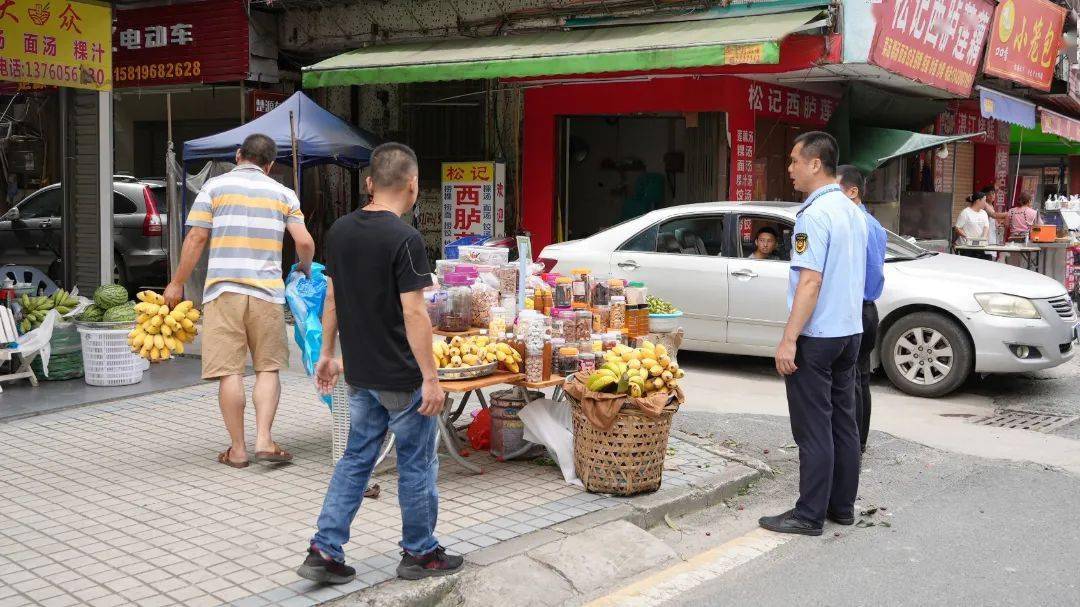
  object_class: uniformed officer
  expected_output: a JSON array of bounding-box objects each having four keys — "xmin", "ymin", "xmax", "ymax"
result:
[
  {"xmin": 837, "ymin": 165, "xmax": 886, "ymax": 453},
  {"xmin": 759, "ymin": 132, "xmax": 868, "ymax": 536}
]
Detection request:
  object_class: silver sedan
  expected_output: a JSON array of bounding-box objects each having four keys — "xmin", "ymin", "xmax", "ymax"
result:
[{"xmin": 539, "ymin": 202, "xmax": 1078, "ymax": 397}]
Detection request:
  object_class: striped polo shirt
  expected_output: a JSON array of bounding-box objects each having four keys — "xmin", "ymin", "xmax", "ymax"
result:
[{"xmin": 185, "ymin": 164, "xmax": 304, "ymax": 305}]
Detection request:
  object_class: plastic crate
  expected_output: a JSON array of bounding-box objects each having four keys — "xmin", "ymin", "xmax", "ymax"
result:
[{"xmin": 77, "ymin": 325, "xmax": 143, "ymax": 386}]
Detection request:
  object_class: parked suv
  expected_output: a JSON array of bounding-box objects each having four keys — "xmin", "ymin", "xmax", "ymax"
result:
[{"xmin": 0, "ymin": 176, "xmax": 168, "ymax": 290}]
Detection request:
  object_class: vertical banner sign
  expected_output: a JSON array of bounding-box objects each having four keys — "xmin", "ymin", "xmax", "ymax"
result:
[
  {"xmin": 0, "ymin": 0, "xmax": 112, "ymax": 90},
  {"xmin": 441, "ymin": 162, "xmax": 506, "ymax": 250},
  {"xmin": 113, "ymin": 0, "xmax": 249, "ymax": 87},
  {"xmin": 868, "ymin": 0, "xmax": 995, "ymax": 96},
  {"xmin": 983, "ymin": 0, "xmax": 1066, "ymax": 91}
]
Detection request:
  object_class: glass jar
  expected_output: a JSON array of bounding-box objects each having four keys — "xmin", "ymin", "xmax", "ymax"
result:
[
  {"xmin": 426, "ymin": 288, "xmax": 447, "ymax": 328},
  {"xmin": 591, "ymin": 281, "xmax": 610, "ymax": 307},
  {"xmin": 603, "ymin": 332, "xmax": 619, "ymax": 351},
  {"xmin": 557, "ymin": 347, "xmax": 580, "ymax": 377},
  {"xmin": 554, "ymin": 277, "xmax": 573, "ymax": 309},
  {"xmin": 593, "ymin": 305, "xmax": 610, "ymax": 333},
  {"xmin": 488, "ymin": 306, "xmax": 507, "ymax": 337},
  {"xmin": 525, "ymin": 345, "xmax": 545, "ymax": 384},
  {"xmin": 571, "ymin": 268, "xmax": 591, "ymax": 309},
  {"xmin": 609, "ymin": 296, "xmax": 627, "ymax": 331},
  {"xmin": 471, "ymin": 281, "xmax": 500, "ymax": 328},
  {"xmin": 550, "ymin": 338, "xmax": 565, "ymax": 377},
  {"xmin": 576, "ymin": 310, "xmax": 593, "ymax": 343},
  {"xmin": 608, "ymin": 279, "xmax": 625, "ymax": 300},
  {"xmin": 578, "ymin": 352, "xmax": 596, "ymax": 374},
  {"xmin": 439, "ymin": 275, "xmax": 472, "ymax": 333},
  {"xmin": 495, "ymin": 264, "xmax": 519, "ymax": 294}
]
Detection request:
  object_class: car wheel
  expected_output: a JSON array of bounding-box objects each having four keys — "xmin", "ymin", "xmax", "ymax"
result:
[{"xmin": 880, "ymin": 311, "xmax": 973, "ymax": 398}]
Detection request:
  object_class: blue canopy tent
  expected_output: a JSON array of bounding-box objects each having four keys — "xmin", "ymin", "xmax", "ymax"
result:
[{"xmin": 183, "ymin": 91, "xmax": 378, "ymax": 168}]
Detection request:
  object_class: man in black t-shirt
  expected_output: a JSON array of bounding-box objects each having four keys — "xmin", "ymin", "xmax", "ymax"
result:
[{"xmin": 297, "ymin": 143, "xmax": 464, "ymax": 584}]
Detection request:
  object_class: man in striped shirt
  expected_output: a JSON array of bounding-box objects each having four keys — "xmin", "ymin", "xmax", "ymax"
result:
[{"xmin": 165, "ymin": 133, "xmax": 315, "ymax": 468}]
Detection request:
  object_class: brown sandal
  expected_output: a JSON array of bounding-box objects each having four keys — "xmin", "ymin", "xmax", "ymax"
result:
[
  {"xmin": 218, "ymin": 447, "xmax": 249, "ymax": 468},
  {"xmin": 253, "ymin": 444, "xmax": 293, "ymax": 463}
]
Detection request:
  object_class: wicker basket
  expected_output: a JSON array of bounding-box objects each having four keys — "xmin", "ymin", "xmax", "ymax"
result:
[{"xmin": 570, "ymin": 394, "xmax": 675, "ymax": 496}]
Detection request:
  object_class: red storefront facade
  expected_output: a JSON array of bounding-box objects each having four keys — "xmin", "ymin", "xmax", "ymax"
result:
[{"xmin": 519, "ymin": 34, "xmax": 841, "ymax": 253}]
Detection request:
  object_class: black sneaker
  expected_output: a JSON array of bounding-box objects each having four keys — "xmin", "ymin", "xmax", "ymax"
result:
[
  {"xmin": 396, "ymin": 546, "xmax": 464, "ymax": 580},
  {"xmin": 827, "ymin": 511, "xmax": 855, "ymax": 526},
  {"xmin": 297, "ymin": 546, "xmax": 356, "ymax": 584}
]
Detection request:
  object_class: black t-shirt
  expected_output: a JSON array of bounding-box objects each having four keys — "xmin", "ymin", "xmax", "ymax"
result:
[{"xmin": 325, "ymin": 210, "xmax": 433, "ymax": 391}]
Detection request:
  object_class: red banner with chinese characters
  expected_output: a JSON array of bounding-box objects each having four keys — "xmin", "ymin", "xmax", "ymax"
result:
[
  {"xmin": 983, "ymin": 0, "xmax": 1066, "ymax": 91},
  {"xmin": 1041, "ymin": 109, "xmax": 1080, "ymax": 142},
  {"xmin": 935, "ymin": 102, "xmax": 1010, "ymax": 145},
  {"xmin": 869, "ymin": 0, "xmax": 995, "ymax": 96},
  {"xmin": 113, "ymin": 0, "xmax": 248, "ymax": 88}
]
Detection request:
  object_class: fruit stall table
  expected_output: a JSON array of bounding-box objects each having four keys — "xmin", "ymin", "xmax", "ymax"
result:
[
  {"xmin": 330, "ymin": 371, "xmax": 574, "ymax": 474},
  {"xmin": 437, "ymin": 371, "xmax": 524, "ymax": 474}
]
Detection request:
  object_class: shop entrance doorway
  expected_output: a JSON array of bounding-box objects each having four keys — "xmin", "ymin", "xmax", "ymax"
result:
[{"xmin": 558, "ymin": 113, "xmax": 726, "ymax": 242}]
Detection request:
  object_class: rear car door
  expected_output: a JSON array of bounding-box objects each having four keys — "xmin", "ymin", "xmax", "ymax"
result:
[
  {"xmin": 725, "ymin": 213, "xmax": 795, "ymax": 350},
  {"xmin": 609, "ymin": 213, "xmax": 728, "ymax": 344}
]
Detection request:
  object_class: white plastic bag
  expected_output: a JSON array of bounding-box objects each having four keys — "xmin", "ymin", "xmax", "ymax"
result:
[
  {"xmin": 519, "ymin": 398, "xmax": 581, "ymax": 486},
  {"xmin": 14, "ymin": 309, "xmax": 59, "ymax": 377}
]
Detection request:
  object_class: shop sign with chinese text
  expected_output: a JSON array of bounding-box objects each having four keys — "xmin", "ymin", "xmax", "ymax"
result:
[
  {"xmin": 0, "ymin": 0, "xmax": 111, "ymax": 91},
  {"xmin": 248, "ymin": 89, "xmax": 286, "ymax": 118},
  {"xmin": 869, "ymin": 0, "xmax": 995, "ymax": 96},
  {"xmin": 441, "ymin": 162, "xmax": 506, "ymax": 249},
  {"xmin": 935, "ymin": 102, "xmax": 1010, "ymax": 145},
  {"xmin": 1041, "ymin": 109, "xmax": 1080, "ymax": 142},
  {"xmin": 983, "ymin": 0, "xmax": 1065, "ymax": 91},
  {"xmin": 113, "ymin": 0, "xmax": 248, "ymax": 87}
]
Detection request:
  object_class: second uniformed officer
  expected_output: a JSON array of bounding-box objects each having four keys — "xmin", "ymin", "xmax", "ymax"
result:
[{"xmin": 759, "ymin": 132, "xmax": 868, "ymax": 536}]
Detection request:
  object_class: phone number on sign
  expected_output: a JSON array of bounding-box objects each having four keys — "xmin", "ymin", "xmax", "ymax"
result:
[
  {"xmin": 0, "ymin": 60, "xmax": 107, "ymax": 86},
  {"xmin": 114, "ymin": 61, "xmax": 202, "ymax": 83}
]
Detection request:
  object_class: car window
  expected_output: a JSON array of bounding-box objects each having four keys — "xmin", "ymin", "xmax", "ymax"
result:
[
  {"xmin": 620, "ymin": 224, "xmax": 659, "ymax": 252},
  {"xmin": 736, "ymin": 215, "xmax": 793, "ymax": 261},
  {"xmin": 16, "ymin": 188, "xmax": 62, "ymax": 219},
  {"xmin": 114, "ymin": 192, "xmax": 138, "ymax": 214},
  {"xmin": 655, "ymin": 215, "xmax": 724, "ymax": 255},
  {"xmin": 149, "ymin": 186, "xmax": 166, "ymax": 212}
]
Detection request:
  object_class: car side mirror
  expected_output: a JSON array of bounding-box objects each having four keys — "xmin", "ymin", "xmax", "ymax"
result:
[{"xmin": 1, "ymin": 208, "xmax": 17, "ymax": 221}]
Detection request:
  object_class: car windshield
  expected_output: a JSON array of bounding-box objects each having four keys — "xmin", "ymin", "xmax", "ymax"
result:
[{"xmin": 885, "ymin": 231, "xmax": 933, "ymax": 262}]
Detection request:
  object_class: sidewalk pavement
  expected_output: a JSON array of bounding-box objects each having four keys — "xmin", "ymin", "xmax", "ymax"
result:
[{"xmin": 0, "ymin": 372, "xmax": 746, "ymax": 607}]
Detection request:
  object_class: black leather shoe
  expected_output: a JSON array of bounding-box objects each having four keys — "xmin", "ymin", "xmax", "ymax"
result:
[
  {"xmin": 758, "ymin": 510, "xmax": 823, "ymax": 536},
  {"xmin": 827, "ymin": 511, "xmax": 855, "ymax": 526}
]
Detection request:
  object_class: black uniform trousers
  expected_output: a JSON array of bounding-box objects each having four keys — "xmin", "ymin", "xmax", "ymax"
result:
[
  {"xmin": 784, "ymin": 334, "xmax": 862, "ymax": 525},
  {"xmin": 855, "ymin": 301, "xmax": 879, "ymax": 451}
]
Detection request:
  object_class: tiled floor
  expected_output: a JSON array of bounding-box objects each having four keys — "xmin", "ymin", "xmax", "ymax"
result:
[{"xmin": 0, "ymin": 374, "xmax": 727, "ymax": 607}]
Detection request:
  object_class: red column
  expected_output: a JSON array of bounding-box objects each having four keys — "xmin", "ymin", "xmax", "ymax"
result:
[{"xmin": 521, "ymin": 90, "xmax": 557, "ymax": 255}]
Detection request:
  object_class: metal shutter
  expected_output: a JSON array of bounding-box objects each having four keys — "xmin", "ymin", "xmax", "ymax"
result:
[
  {"xmin": 72, "ymin": 91, "xmax": 100, "ymax": 293},
  {"xmin": 950, "ymin": 142, "xmax": 975, "ymax": 224}
]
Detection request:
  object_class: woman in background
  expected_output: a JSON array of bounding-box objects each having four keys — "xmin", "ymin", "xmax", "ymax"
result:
[
  {"xmin": 955, "ymin": 192, "xmax": 993, "ymax": 260},
  {"xmin": 1007, "ymin": 193, "xmax": 1041, "ymax": 241}
]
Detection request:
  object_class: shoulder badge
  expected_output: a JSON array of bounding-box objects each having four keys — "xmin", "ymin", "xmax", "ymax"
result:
[{"xmin": 794, "ymin": 233, "xmax": 808, "ymax": 255}]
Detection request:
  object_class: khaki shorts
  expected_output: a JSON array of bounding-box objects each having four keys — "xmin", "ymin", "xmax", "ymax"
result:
[{"xmin": 201, "ymin": 292, "xmax": 288, "ymax": 379}]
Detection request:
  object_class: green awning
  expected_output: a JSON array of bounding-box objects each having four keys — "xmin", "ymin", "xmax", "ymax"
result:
[
  {"xmin": 1010, "ymin": 124, "xmax": 1080, "ymax": 155},
  {"xmin": 302, "ymin": 9, "xmax": 826, "ymax": 87},
  {"xmin": 848, "ymin": 127, "xmax": 982, "ymax": 174}
]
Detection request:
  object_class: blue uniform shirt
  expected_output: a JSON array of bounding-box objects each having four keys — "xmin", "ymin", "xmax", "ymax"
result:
[
  {"xmin": 862, "ymin": 205, "xmax": 887, "ymax": 302},
  {"xmin": 787, "ymin": 183, "xmax": 868, "ymax": 338}
]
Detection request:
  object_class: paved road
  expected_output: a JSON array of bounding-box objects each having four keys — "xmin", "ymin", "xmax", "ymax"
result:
[
  {"xmin": 586, "ymin": 412, "xmax": 1080, "ymax": 606},
  {"xmin": 674, "ymin": 350, "xmax": 1080, "ymax": 473}
]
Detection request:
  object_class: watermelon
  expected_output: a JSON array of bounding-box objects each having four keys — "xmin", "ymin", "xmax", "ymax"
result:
[
  {"xmin": 80, "ymin": 305, "xmax": 104, "ymax": 322},
  {"xmin": 102, "ymin": 304, "xmax": 137, "ymax": 323},
  {"xmin": 94, "ymin": 284, "xmax": 129, "ymax": 310}
]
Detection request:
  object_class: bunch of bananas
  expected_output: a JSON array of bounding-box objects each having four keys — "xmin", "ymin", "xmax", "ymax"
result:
[
  {"xmin": 587, "ymin": 342, "xmax": 685, "ymax": 397},
  {"xmin": 129, "ymin": 291, "xmax": 201, "ymax": 361},
  {"xmin": 433, "ymin": 335, "xmax": 523, "ymax": 373},
  {"xmin": 17, "ymin": 290, "xmax": 79, "ymax": 333}
]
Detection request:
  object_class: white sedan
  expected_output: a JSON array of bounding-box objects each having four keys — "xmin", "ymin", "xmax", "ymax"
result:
[{"xmin": 539, "ymin": 202, "xmax": 1078, "ymax": 397}]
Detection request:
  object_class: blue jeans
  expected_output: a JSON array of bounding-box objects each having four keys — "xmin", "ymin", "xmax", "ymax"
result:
[{"xmin": 311, "ymin": 386, "xmax": 440, "ymax": 560}]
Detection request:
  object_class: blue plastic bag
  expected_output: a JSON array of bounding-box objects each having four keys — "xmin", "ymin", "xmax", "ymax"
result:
[{"xmin": 285, "ymin": 262, "xmax": 331, "ymax": 406}]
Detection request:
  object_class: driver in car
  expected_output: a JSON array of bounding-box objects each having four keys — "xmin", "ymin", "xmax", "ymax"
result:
[{"xmin": 750, "ymin": 227, "xmax": 781, "ymax": 260}]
